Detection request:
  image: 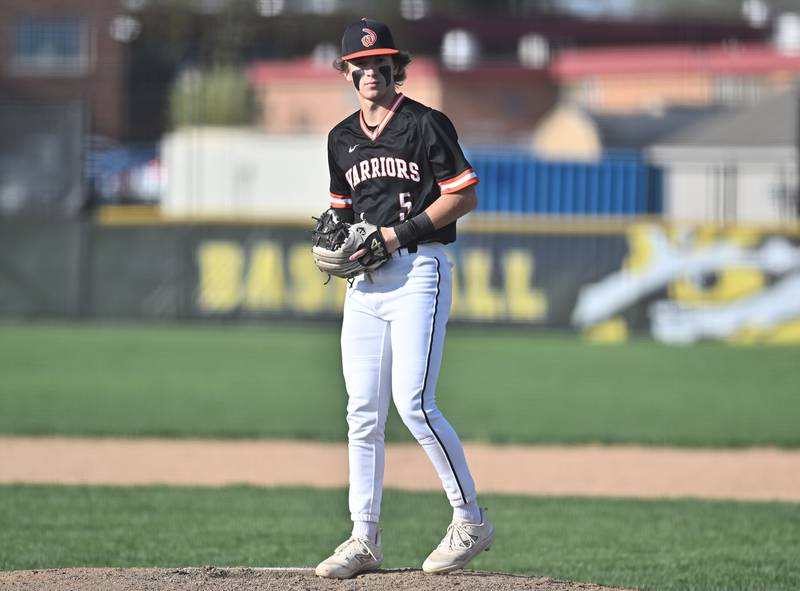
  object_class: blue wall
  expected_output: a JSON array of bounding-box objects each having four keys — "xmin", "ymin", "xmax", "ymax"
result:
[{"xmin": 467, "ymin": 149, "xmax": 663, "ymax": 216}]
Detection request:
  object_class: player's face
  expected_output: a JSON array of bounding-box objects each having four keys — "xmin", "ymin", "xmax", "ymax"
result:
[{"xmin": 345, "ymin": 55, "xmax": 396, "ymax": 101}]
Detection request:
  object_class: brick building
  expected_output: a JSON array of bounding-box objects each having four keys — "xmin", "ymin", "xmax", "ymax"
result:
[
  {"xmin": 248, "ymin": 57, "xmax": 558, "ymax": 145},
  {"xmin": 551, "ymin": 43, "xmax": 800, "ymax": 113},
  {"xmin": 0, "ymin": 0, "xmax": 125, "ymax": 139}
]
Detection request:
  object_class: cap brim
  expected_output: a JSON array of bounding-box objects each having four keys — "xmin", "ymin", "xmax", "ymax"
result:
[{"xmin": 341, "ymin": 48, "xmax": 400, "ymax": 60}]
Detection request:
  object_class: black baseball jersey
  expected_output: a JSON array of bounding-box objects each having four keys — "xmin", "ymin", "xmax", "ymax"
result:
[{"xmin": 327, "ymin": 94, "xmax": 478, "ymax": 245}]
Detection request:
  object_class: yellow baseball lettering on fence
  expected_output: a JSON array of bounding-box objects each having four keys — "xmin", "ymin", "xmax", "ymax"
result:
[
  {"xmin": 457, "ymin": 249, "xmax": 504, "ymax": 320},
  {"xmin": 244, "ymin": 242, "xmax": 286, "ymax": 310},
  {"xmin": 330, "ymin": 275, "xmax": 348, "ymax": 310},
  {"xmin": 623, "ymin": 225, "xmax": 655, "ymax": 274},
  {"xmin": 288, "ymin": 243, "xmax": 330, "ymax": 313},
  {"xmin": 288, "ymin": 244, "xmax": 348, "ymax": 313},
  {"xmin": 669, "ymin": 226, "xmax": 765, "ymax": 305},
  {"xmin": 671, "ymin": 268, "xmax": 765, "ymax": 304},
  {"xmin": 196, "ymin": 241, "xmax": 544, "ymax": 319},
  {"xmin": 503, "ymin": 250, "xmax": 547, "ymax": 321},
  {"xmin": 450, "ymin": 262, "xmax": 461, "ymax": 316},
  {"xmin": 197, "ymin": 241, "xmax": 245, "ymax": 312},
  {"xmin": 759, "ymin": 320, "xmax": 800, "ymax": 344}
]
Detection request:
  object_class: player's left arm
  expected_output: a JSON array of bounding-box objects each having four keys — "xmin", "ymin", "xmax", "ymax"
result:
[
  {"xmin": 417, "ymin": 185, "xmax": 478, "ymax": 229},
  {"xmin": 380, "ymin": 185, "xmax": 477, "ymax": 251},
  {"xmin": 383, "ymin": 108, "xmax": 479, "ymax": 251},
  {"xmin": 348, "ymin": 186, "xmax": 477, "ymax": 261}
]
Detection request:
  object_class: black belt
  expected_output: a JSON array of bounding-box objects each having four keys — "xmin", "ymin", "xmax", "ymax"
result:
[
  {"xmin": 397, "ymin": 241, "xmax": 445, "ymax": 255},
  {"xmin": 403, "ymin": 242, "xmax": 445, "ymax": 253},
  {"xmin": 395, "ymin": 243, "xmax": 418, "ymax": 256}
]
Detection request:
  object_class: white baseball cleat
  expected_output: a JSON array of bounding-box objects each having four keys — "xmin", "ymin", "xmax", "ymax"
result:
[
  {"xmin": 422, "ymin": 508, "xmax": 495, "ymax": 574},
  {"xmin": 314, "ymin": 533, "xmax": 383, "ymax": 579}
]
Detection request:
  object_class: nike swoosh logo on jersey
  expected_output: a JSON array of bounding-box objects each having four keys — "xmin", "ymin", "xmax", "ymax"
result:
[{"xmin": 348, "ymin": 144, "xmax": 360, "ymax": 153}]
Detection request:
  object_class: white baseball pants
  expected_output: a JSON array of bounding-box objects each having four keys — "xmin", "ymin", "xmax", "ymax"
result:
[{"xmin": 341, "ymin": 243, "xmax": 477, "ymax": 523}]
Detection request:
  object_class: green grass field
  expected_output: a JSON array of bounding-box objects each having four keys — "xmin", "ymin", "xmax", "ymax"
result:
[
  {"xmin": 0, "ymin": 321, "xmax": 798, "ymax": 446},
  {"xmin": 1, "ymin": 485, "xmax": 798, "ymax": 591},
  {"xmin": 2, "ymin": 321, "xmax": 799, "ymax": 590}
]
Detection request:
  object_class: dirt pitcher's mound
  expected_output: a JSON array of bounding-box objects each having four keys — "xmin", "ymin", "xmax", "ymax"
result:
[{"xmin": 0, "ymin": 567, "xmax": 636, "ymax": 591}]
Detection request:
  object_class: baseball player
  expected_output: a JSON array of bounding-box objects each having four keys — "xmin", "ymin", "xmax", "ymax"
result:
[{"xmin": 314, "ymin": 18, "xmax": 495, "ymax": 579}]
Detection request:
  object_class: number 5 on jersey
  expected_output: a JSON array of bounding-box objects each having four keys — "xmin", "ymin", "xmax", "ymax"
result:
[{"xmin": 399, "ymin": 192, "xmax": 412, "ymax": 221}]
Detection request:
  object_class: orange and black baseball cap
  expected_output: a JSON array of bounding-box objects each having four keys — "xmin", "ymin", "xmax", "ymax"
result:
[{"xmin": 340, "ymin": 18, "xmax": 400, "ymax": 61}]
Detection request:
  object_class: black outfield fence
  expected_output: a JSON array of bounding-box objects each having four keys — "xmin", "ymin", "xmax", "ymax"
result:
[{"xmin": 2, "ymin": 218, "xmax": 798, "ymax": 344}]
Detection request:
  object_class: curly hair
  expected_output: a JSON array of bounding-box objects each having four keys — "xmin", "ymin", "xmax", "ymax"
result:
[{"xmin": 332, "ymin": 51, "xmax": 412, "ymax": 86}]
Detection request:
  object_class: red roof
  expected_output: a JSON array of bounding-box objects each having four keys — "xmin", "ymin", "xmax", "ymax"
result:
[
  {"xmin": 248, "ymin": 57, "xmax": 440, "ymax": 84},
  {"xmin": 551, "ymin": 43, "xmax": 800, "ymax": 79},
  {"xmin": 248, "ymin": 59, "xmax": 340, "ymax": 83}
]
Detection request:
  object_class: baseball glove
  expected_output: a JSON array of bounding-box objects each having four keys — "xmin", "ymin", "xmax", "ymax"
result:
[{"xmin": 311, "ymin": 209, "xmax": 390, "ymax": 279}]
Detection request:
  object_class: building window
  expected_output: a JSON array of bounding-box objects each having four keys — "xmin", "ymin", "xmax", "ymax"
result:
[
  {"xmin": 713, "ymin": 76, "xmax": 765, "ymax": 106},
  {"xmin": 772, "ymin": 164, "xmax": 799, "ymax": 221},
  {"xmin": 10, "ymin": 17, "xmax": 90, "ymax": 76},
  {"xmin": 709, "ymin": 162, "xmax": 738, "ymax": 223}
]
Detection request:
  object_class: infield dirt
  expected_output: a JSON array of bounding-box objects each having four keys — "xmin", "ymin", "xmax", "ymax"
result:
[
  {"xmin": 2, "ymin": 437, "xmax": 800, "ymax": 500},
  {"xmin": 0, "ymin": 567, "xmax": 635, "ymax": 591}
]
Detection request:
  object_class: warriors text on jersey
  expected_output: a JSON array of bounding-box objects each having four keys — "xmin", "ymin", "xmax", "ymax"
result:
[{"xmin": 327, "ymin": 94, "xmax": 479, "ymax": 244}]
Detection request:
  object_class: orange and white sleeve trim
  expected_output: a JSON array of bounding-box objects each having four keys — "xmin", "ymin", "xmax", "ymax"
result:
[
  {"xmin": 438, "ymin": 168, "xmax": 479, "ymax": 194},
  {"xmin": 330, "ymin": 193, "xmax": 352, "ymax": 209}
]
